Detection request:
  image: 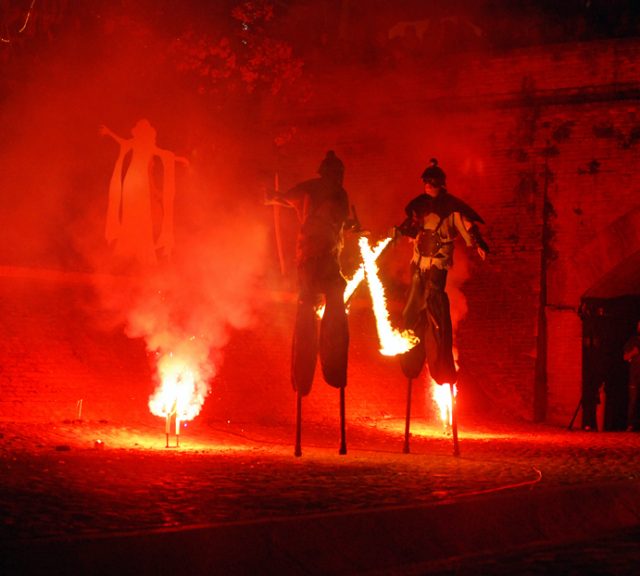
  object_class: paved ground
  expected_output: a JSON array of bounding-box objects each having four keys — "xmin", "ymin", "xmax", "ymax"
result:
[
  {"xmin": 1, "ymin": 415, "xmax": 639, "ymax": 575},
  {"xmin": 424, "ymin": 525, "xmax": 640, "ymax": 575}
]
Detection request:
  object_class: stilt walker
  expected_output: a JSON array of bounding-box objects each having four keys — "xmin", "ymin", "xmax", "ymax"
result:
[
  {"xmin": 393, "ymin": 158, "xmax": 489, "ymax": 456},
  {"xmin": 266, "ymin": 151, "xmax": 353, "ymax": 457}
]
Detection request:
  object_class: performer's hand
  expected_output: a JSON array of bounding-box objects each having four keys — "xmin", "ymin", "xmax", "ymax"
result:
[
  {"xmin": 264, "ymin": 191, "xmax": 289, "ymax": 207},
  {"xmin": 99, "ymin": 125, "xmax": 123, "ymax": 144},
  {"xmin": 477, "ymin": 246, "xmax": 487, "ymax": 261}
]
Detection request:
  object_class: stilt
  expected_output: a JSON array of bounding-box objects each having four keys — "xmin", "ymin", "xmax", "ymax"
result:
[
  {"xmin": 403, "ymin": 378, "xmax": 413, "ymax": 454},
  {"xmin": 339, "ymin": 386, "xmax": 347, "ymax": 455},
  {"xmin": 450, "ymin": 382, "xmax": 460, "ymax": 457},
  {"xmin": 295, "ymin": 392, "xmax": 302, "ymax": 457}
]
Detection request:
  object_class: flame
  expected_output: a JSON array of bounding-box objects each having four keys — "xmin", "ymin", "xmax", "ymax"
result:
[
  {"xmin": 148, "ymin": 352, "xmax": 208, "ymax": 422},
  {"xmin": 316, "ymin": 237, "xmax": 390, "ymax": 318},
  {"xmin": 344, "ymin": 237, "xmax": 391, "ymax": 304},
  {"xmin": 359, "ymin": 236, "xmax": 419, "ymax": 356},
  {"xmin": 432, "ymin": 381, "xmax": 457, "ymax": 427},
  {"xmin": 431, "ymin": 350, "xmax": 459, "ymax": 427}
]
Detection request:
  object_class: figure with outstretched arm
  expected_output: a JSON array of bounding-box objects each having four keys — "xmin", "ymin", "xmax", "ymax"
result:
[
  {"xmin": 393, "ymin": 158, "xmax": 489, "ymax": 455},
  {"xmin": 394, "ymin": 158, "xmax": 488, "ymax": 385},
  {"xmin": 99, "ymin": 119, "xmax": 188, "ymax": 267},
  {"xmin": 266, "ymin": 150, "xmax": 352, "ymax": 457}
]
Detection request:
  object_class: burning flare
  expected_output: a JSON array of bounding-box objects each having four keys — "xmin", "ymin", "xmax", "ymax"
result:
[
  {"xmin": 431, "ymin": 350, "xmax": 459, "ymax": 427},
  {"xmin": 148, "ymin": 352, "xmax": 209, "ymax": 423},
  {"xmin": 359, "ymin": 236, "xmax": 419, "ymax": 356},
  {"xmin": 316, "ymin": 237, "xmax": 390, "ymax": 318},
  {"xmin": 344, "ymin": 237, "xmax": 391, "ymax": 304},
  {"xmin": 432, "ymin": 381, "xmax": 457, "ymax": 427}
]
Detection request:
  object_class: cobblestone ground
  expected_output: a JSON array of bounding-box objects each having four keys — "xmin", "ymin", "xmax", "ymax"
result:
[
  {"xmin": 424, "ymin": 525, "xmax": 640, "ymax": 576},
  {"xmin": 1, "ymin": 415, "xmax": 639, "ymax": 545}
]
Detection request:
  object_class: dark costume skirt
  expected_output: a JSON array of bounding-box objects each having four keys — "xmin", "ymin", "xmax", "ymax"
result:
[
  {"xmin": 400, "ymin": 265, "xmax": 457, "ymax": 385},
  {"xmin": 292, "ymin": 255, "xmax": 349, "ymax": 396}
]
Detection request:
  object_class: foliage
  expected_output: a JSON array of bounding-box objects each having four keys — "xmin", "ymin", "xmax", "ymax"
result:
[{"xmin": 168, "ymin": 0, "xmax": 305, "ymax": 100}]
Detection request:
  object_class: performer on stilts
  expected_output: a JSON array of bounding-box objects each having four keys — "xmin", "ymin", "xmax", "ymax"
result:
[
  {"xmin": 393, "ymin": 158, "xmax": 489, "ymax": 455},
  {"xmin": 266, "ymin": 150, "xmax": 352, "ymax": 457}
]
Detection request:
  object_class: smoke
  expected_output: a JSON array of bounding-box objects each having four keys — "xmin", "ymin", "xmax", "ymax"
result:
[
  {"xmin": 93, "ymin": 179, "xmax": 269, "ymax": 416},
  {"xmin": 0, "ymin": 7, "xmax": 272, "ymax": 420},
  {"xmin": 0, "ymin": 1, "xmax": 503, "ymax": 424},
  {"xmin": 88, "ymin": 106, "xmax": 271, "ymax": 420}
]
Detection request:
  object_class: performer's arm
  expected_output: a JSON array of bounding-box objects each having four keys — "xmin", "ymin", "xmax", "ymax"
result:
[
  {"xmin": 455, "ymin": 212, "xmax": 489, "ymax": 260},
  {"xmin": 157, "ymin": 149, "xmax": 190, "ymax": 168},
  {"xmin": 264, "ymin": 193, "xmax": 295, "ymax": 208},
  {"xmin": 394, "ymin": 214, "xmax": 421, "ymax": 239},
  {"xmin": 265, "ymin": 182, "xmax": 304, "ymax": 209},
  {"xmin": 99, "ymin": 125, "xmax": 126, "ymax": 146}
]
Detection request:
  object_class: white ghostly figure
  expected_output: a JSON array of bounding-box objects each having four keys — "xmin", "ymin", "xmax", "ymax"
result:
[{"xmin": 100, "ymin": 119, "xmax": 188, "ymax": 266}]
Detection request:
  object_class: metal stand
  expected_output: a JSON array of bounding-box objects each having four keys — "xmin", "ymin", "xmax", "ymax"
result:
[
  {"xmin": 165, "ymin": 407, "xmax": 180, "ymax": 448},
  {"xmin": 450, "ymin": 382, "xmax": 460, "ymax": 457},
  {"xmin": 339, "ymin": 387, "xmax": 347, "ymax": 455},
  {"xmin": 295, "ymin": 392, "xmax": 302, "ymax": 457},
  {"xmin": 403, "ymin": 378, "xmax": 413, "ymax": 454}
]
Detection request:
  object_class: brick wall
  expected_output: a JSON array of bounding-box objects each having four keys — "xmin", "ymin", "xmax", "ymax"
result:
[
  {"xmin": 0, "ymin": 269, "xmax": 426, "ymax": 428},
  {"xmin": 0, "ymin": 269, "xmax": 152, "ymax": 423},
  {"xmin": 274, "ymin": 37, "xmax": 640, "ymax": 424},
  {"xmin": 2, "ymin": 38, "xmax": 640, "ymax": 427}
]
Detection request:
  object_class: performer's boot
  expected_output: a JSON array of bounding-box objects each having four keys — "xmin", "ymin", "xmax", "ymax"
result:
[
  {"xmin": 401, "ymin": 267, "xmax": 427, "ymax": 379},
  {"xmin": 319, "ymin": 294, "xmax": 349, "ymax": 389},
  {"xmin": 423, "ymin": 275, "xmax": 457, "ymax": 385}
]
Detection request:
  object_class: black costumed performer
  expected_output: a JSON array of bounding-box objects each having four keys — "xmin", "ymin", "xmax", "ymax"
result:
[
  {"xmin": 394, "ymin": 158, "xmax": 489, "ymax": 453},
  {"xmin": 266, "ymin": 151, "xmax": 353, "ymax": 456}
]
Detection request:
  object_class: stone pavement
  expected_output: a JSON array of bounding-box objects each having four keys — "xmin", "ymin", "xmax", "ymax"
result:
[
  {"xmin": 1, "ymin": 416, "xmax": 640, "ymax": 575},
  {"xmin": 425, "ymin": 524, "xmax": 640, "ymax": 575}
]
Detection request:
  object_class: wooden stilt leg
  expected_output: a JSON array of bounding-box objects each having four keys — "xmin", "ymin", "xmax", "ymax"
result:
[
  {"xmin": 295, "ymin": 392, "xmax": 302, "ymax": 457},
  {"xmin": 450, "ymin": 382, "xmax": 460, "ymax": 457},
  {"xmin": 403, "ymin": 378, "xmax": 413, "ymax": 454},
  {"xmin": 339, "ymin": 386, "xmax": 347, "ymax": 455}
]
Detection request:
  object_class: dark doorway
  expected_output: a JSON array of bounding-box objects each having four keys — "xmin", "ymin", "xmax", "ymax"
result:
[{"xmin": 580, "ymin": 296, "xmax": 640, "ymax": 430}]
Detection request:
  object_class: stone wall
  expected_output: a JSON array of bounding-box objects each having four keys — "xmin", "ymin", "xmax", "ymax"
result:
[
  {"xmin": 273, "ymin": 37, "xmax": 640, "ymax": 424},
  {"xmin": 2, "ymin": 37, "xmax": 640, "ymax": 427}
]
